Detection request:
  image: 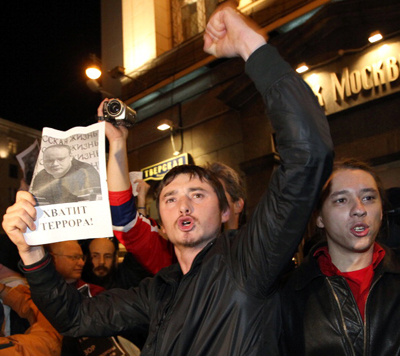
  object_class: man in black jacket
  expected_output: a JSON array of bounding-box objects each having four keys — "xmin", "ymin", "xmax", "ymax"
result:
[
  {"xmin": 279, "ymin": 159, "xmax": 400, "ymax": 356},
  {"xmin": 2, "ymin": 3, "xmax": 333, "ymax": 355}
]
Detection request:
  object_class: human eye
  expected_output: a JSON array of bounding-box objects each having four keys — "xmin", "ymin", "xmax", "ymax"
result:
[
  {"xmin": 193, "ymin": 192, "xmax": 204, "ymax": 199},
  {"xmin": 363, "ymin": 194, "xmax": 377, "ymax": 203},
  {"xmin": 333, "ymin": 197, "xmax": 346, "ymax": 204},
  {"xmin": 165, "ymin": 197, "xmax": 176, "ymax": 204}
]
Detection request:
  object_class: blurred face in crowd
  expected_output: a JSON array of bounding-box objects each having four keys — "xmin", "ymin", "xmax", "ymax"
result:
[
  {"xmin": 316, "ymin": 169, "xmax": 383, "ymax": 260},
  {"xmin": 43, "ymin": 146, "xmax": 73, "ymax": 178},
  {"xmin": 89, "ymin": 238, "xmax": 117, "ymax": 277},
  {"xmin": 49, "ymin": 241, "xmax": 86, "ymax": 283},
  {"xmin": 219, "ymin": 179, "xmax": 244, "ymax": 230}
]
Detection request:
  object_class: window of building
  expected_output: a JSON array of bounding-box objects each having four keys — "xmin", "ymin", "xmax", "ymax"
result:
[
  {"xmin": 8, "ymin": 140, "xmax": 17, "ymax": 155},
  {"xmin": 172, "ymin": 0, "xmax": 219, "ymax": 46}
]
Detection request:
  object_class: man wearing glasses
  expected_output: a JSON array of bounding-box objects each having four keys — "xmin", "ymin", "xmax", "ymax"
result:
[{"xmin": 46, "ymin": 240, "xmax": 104, "ymax": 296}]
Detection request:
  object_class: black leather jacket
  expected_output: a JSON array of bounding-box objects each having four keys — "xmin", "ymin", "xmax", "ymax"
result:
[
  {"xmin": 280, "ymin": 243, "xmax": 400, "ymax": 356},
  {"xmin": 23, "ymin": 44, "xmax": 333, "ymax": 356}
]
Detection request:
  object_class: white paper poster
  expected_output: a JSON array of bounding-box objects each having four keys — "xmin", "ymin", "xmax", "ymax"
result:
[{"xmin": 25, "ymin": 122, "xmax": 113, "ymax": 245}]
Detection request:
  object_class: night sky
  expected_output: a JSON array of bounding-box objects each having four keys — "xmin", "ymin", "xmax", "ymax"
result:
[{"xmin": 1, "ymin": 1, "xmax": 102, "ymax": 132}]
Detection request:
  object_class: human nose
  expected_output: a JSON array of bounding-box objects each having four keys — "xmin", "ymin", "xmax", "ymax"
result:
[
  {"xmin": 350, "ymin": 198, "xmax": 367, "ymax": 217},
  {"xmin": 179, "ymin": 196, "xmax": 192, "ymax": 215},
  {"xmin": 77, "ymin": 258, "xmax": 85, "ymax": 267}
]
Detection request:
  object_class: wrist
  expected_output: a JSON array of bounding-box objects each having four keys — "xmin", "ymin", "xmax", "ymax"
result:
[
  {"xmin": 241, "ymin": 33, "xmax": 267, "ymax": 61},
  {"xmin": 19, "ymin": 245, "xmax": 46, "ymax": 266},
  {"xmin": 109, "ymin": 136, "xmax": 127, "ymax": 148}
]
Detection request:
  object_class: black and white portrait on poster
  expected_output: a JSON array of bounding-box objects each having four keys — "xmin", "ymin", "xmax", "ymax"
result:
[{"xmin": 25, "ymin": 122, "xmax": 113, "ymax": 245}]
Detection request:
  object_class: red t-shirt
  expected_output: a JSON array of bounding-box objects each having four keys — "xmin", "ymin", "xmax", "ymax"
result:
[{"xmin": 314, "ymin": 243, "xmax": 385, "ymax": 320}]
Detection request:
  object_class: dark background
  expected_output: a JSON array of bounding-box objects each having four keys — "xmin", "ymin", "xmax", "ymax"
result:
[{"xmin": 1, "ymin": 1, "xmax": 102, "ymax": 132}]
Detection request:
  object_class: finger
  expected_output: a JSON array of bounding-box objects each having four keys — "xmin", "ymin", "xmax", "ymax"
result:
[
  {"xmin": 3, "ymin": 214, "xmax": 31, "ymax": 235},
  {"xmin": 15, "ymin": 190, "xmax": 36, "ymax": 205},
  {"xmin": 97, "ymin": 98, "xmax": 109, "ymax": 116}
]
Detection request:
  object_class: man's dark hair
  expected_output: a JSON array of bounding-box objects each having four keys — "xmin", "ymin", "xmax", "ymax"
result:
[
  {"xmin": 155, "ymin": 165, "xmax": 229, "ymax": 214},
  {"xmin": 205, "ymin": 162, "xmax": 245, "ymax": 203}
]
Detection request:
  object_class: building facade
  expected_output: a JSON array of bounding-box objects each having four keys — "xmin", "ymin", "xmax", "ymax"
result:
[{"xmin": 99, "ymin": 0, "xmax": 400, "ymax": 221}]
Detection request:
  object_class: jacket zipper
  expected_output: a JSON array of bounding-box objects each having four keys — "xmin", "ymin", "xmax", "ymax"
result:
[
  {"xmin": 363, "ymin": 274, "xmax": 382, "ymax": 356},
  {"xmin": 154, "ymin": 274, "xmax": 190, "ymax": 355},
  {"xmin": 152, "ymin": 282, "xmax": 178, "ymax": 355},
  {"xmin": 326, "ymin": 278, "xmax": 356, "ymax": 356}
]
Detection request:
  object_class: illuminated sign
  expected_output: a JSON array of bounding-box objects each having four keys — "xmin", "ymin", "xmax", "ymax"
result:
[
  {"xmin": 302, "ymin": 36, "xmax": 400, "ymax": 115},
  {"xmin": 141, "ymin": 153, "xmax": 189, "ymax": 181}
]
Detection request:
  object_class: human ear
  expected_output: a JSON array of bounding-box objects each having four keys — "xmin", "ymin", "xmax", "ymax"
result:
[
  {"xmin": 234, "ymin": 198, "xmax": 244, "ymax": 214},
  {"xmin": 221, "ymin": 208, "xmax": 230, "ymax": 223},
  {"xmin": 316, "ymin": 215, "xmax": 325, "ymax": 229}
]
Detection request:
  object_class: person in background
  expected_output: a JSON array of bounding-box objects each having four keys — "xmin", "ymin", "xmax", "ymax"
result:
[
  {"xmin": 0, "ymin": 234, "xmax": 28, "ymax": 337},
  {"xmin": 279, "ymin": 158, "xmax": 400, "ymax": 356},
  {"xmin": 81, "ymin": 236, "xmax": 152, "ymax": 290},
  {"xmin": 2, "ymin": 3, "xmax": 333, "ymax": 355},
  {"xmin": 0, "ymin": 283, "xmax": 62, "ymax": 356},
  {"xmin": 205, "ymin": 162, "xmax": 245, "ymax": 230},
  {"xmin": 46, "ymin": 240, "xmax": 104, "ymax": 296}
]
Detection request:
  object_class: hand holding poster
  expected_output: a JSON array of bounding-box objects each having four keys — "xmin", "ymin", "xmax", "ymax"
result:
[{"xmin": 25, "ymin": 122, "xmax": 113, "ymax": 245}]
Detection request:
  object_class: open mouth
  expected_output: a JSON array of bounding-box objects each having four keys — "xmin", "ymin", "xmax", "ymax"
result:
[
  {"xmin": 351, "ymin": 224, "xmax": 369, "ymax": 237},
  {"xmin": 178, "ymin": 216, "xmax": 194, "ymax": 231}
]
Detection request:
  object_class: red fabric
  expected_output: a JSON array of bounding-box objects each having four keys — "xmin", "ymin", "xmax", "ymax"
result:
[
  {"xmin": 315, "ymin": 243, "xmax": 385, "ymax": 320},
  {"xmin": 110, "ymin": 188, "xmax": 175, "ymax": 275},
  {"xmin": 76, "ymin": 279, "xmax": 105, "ymax": 297},
  {"xmin": 22, "ymin": 256, "xmax": 51, "ymax": 272},
  {"xmin": 109, "ymin": 188, "xmax": 132, "ymax": 206}
]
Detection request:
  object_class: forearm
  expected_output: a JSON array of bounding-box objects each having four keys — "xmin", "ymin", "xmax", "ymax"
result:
[
  {"xmin": 24, "ymin": 254, "xmax": 148, "ymax": 337},
  {"xmin": 107, "ymin": 137, "xmax": 130, "ymax": 191},
  {"xmin": 236, "ymin": 44, "xmax": 333, "ymax": 290}
]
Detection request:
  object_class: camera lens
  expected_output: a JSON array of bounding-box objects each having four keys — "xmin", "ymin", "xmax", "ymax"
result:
[{"xmin": 108, "ymin": 100, "xmax": 122, "ymax": 115}]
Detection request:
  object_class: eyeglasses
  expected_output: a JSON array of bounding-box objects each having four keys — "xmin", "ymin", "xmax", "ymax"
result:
[{"xmin": 51, "ymin": 253, "xmax": 86, "ymax": 262}]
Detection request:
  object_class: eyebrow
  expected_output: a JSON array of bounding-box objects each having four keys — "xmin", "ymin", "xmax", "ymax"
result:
[
  {"xmin": 330, "ymin": 187, "xmax": 378, "ymax": 197},
  {"xmin": 162, "ymin": 186, "xmax": 208, "ymax": 199}
]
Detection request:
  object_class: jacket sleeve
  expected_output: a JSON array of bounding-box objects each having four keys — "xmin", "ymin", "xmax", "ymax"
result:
[
  {"xmin": 232, "ymin": 44, "xmax": 333, "ymax": 297},
  {"xmin": 23, "ymin": 255, "xmax": 151, "ymax": 339},
  {"xmin": 0, "ymin": 284, "xmax": 62, "ymax": 356},
  {"xmin": 110, "ymin": 188, "xmax": 175, "ymax": 274}
]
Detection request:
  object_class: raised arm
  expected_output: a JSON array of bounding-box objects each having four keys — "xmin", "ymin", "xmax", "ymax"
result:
[
  {"xmin": 100, "ymin": 101, "xmax": 174, "ymax": 274},
  {"xmin": 205, "ymin": 4, "xmax": 333, "ymax": 292}
]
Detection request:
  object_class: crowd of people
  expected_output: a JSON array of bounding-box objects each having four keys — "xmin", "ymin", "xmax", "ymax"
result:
[{"xmin": 1, "ymin": 2, "xmax": 399, "ymax": 356}]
